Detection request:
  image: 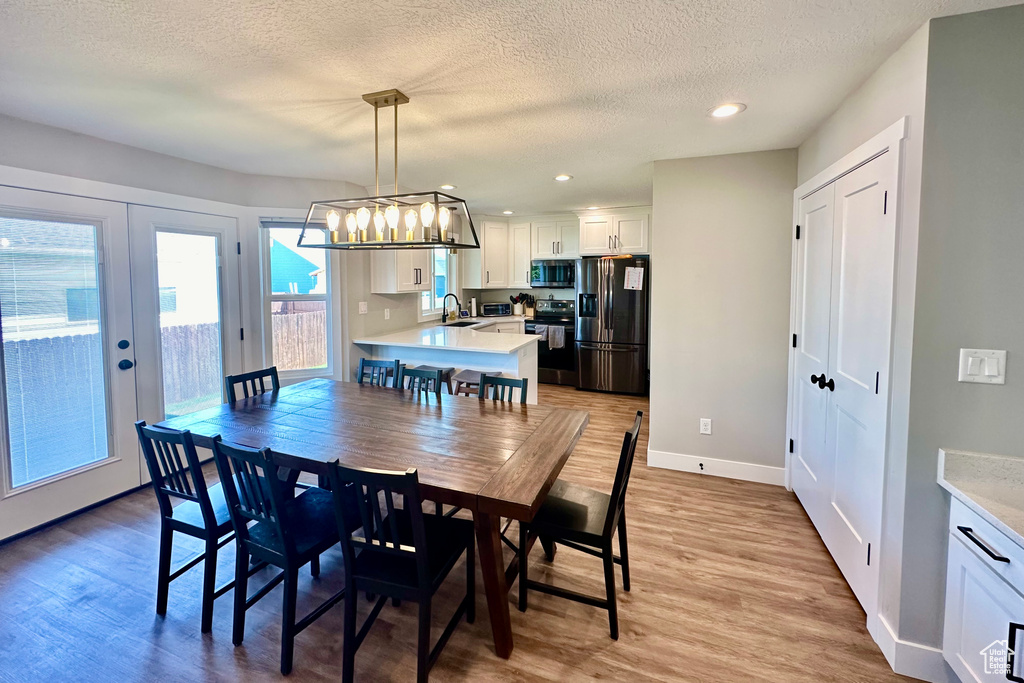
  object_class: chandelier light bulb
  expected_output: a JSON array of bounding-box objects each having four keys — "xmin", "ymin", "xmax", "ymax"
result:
[
  {"xmin": 438, "ymin": 206, "xmax": 451, "ymax": 242},
  {"xmin": 404, "ymin": 209, "xmax": 418, "ymax": 241},
  {"xmin": 419, "ymin": 202, "xmax": 436, "ymax": 228},
  {"xmin": 373, "ymin": 210, "xmax": 386, "ymax": 240},
  {"xmin": 345, "ymin": 212, "xmax": 357, "ymax": 235},
  {"xmin": 356, "ymin": 207, "xmax": 371, "ymax": 231},
  {"xmin": 326, "ymin": 209, "xmax": 341, "ymax": 231},
  {"xmin": 385, "ymin": 205, "xmax": 400, "ymax": 229}
]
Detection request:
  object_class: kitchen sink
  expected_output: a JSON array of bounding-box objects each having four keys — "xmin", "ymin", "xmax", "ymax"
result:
[{"xmin": 444, "ymin": 321, "xmax": 478, "ymax": 327}]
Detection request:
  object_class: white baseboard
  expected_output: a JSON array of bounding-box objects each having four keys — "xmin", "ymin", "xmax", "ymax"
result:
[
  {"xmin": 646, "ymin": 450, "xmax": 786, "ymax": 486},
  {"xmin": 870, "ymin": 613, "xmax": 956, "ymax": 683}
]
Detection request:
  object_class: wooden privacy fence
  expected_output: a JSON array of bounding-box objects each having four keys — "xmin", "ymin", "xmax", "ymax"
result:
[{"xmin": 270, "ymin": 309, "xmax": 327, "ymax": 371}]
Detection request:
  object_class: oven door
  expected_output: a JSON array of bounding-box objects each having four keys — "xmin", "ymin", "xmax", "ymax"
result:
[
  {"xmin": 525, "ymin": 321, "xmax": 577, "ymax": 385},
  {"xmin": 530, "ymin": 260, "xmax": 575, "ymax": 288}
]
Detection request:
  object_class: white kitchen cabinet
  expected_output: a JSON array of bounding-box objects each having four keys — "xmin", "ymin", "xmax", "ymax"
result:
[
  {"xmin": 494, "ymin": 321, "xmax": 524, "ymax": 334},
  {"xmin": 509, "ymin": 222, "xmax": 531, "ymax": 288},
  {"xmin": 532, "ymin": 220, "xmax": 579, "ymax": 260},
  {"xmin": 482, "ymin": 221, "xmax": 508, "ymax": 288},
  {"xmin": 578, "ymin": 211, "xmax": 650, "ymax": 255},
  {"xmin": 943, "ymin": 499, "xmax": 1024, "ymax": 682},
  {"xmin": 371, "ymin": 249, "xmax": 431, "ymax": 293}
]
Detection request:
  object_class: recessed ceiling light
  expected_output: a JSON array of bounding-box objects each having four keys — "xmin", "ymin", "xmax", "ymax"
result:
[
  {"xmin": 554, "ymin": 174, "xmax": 573, "ymax": 182},
  {"xmin": 586, "ymin": 206, "xmax": 600, "ymax": 211},
  {"xmin": 502, "ymin": 210, "xmax": 514, "ymax": 215},
  {"xmin": 708, "ymin": 103, "xmax": 746, "ymax": 118},
  {"xmin": 439, "ymin": 184, "xmax": 456, "ymax": 190}
]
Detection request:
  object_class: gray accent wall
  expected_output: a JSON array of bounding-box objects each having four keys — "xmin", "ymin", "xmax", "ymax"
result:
[
  {"xmin": 902, "ymin": 4, "xmax": 1024, "ymax": 647},
  {"xmin": 650, "ymin": 150, "xmax": 796, "ymax": 472}
]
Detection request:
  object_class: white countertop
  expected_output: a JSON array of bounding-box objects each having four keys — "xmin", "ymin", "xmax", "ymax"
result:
[
  {"xmin": 353, "ymin": 318, "xmax": 538, "ymax": 354},
  {"xmin": 938, "ymin": 448, "xmax": 1024, "ymax": 546}
]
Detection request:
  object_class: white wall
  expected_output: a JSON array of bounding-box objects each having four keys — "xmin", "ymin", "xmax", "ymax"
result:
[
  {"xmin": 795, "ymin": 22, "xmax": 929, "ymax": 665},
  {"xmin": 901, "ymin": 4, "xmax": 1024, "ymax": 649},
  {"xmin": 649, "ymin": 150, "xmax": 796, "ymax": 484}
]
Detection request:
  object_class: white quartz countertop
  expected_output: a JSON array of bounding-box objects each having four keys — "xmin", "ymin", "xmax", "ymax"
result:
[
  {"xmin": 938, "ymin": 448, "xmax": 1024, "ymax": 546},
  {"xmin": 353, "ymin": 320, "xmax": 538, "ymax": 354}
]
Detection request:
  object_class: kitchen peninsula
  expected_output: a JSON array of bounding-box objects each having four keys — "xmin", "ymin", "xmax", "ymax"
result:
[{"xmin": 353, "ymin": 320, "xmax": 540, "ymax": 403}]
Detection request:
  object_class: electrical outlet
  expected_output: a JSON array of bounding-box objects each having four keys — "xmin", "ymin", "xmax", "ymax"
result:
[
  {"xmin": 384, "ymin": 308, "xmax": 390, "ymax": 320},
  {"xmin": 358, "ymin": 301, "xmax": 368, "ymax": 315},
  {"xmin": 699, "ymin": 418, "xmax": 712, "ymax": 435}
]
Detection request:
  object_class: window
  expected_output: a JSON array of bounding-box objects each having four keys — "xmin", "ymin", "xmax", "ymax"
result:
[
  {"xmin": 262, "ymin": 224, "xmax": 330, "ymax": 374},
  {"xmin": 420, "ymin": 248, "xmax": 456, "ymax": 320}
]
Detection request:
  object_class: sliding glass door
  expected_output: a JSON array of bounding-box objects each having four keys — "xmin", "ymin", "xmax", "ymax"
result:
[{"xmin": 0, "ymin": 187, "xmax": 140, "ymax": 539}]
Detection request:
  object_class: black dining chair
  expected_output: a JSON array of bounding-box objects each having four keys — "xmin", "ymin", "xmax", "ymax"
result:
[
  {"xmin": 327, "ymin": 462, "xmax": 475, "ymax": 683},
  {"xmin": 478, "ymin": 374, "xmax": 528, "ymax": 404},
  {"xmin": 357, "ymin": 358, "xmax": 401, "ymax": 387},
  {"xmin": 225, "ymin": 366, "xmax": 280, "ymax": 402},
  {"xmin": 135, "ymin": 421, "xmax": 241, "ymax": 633},
  {"xmin": 398, "ymin": 366, "xmax": 443, "ymax": 398},
  {"xmin": 212, "ymin": 437, "xmax": 354, "ymax": 675},
  {"xmin": 518, "ymin": 410, "xmax": 643, "ymax": 640}
]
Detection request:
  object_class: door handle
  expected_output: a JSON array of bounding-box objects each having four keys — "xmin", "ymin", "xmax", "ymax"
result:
[
  {"xmin": 117, "ymin": 339, "xmax": 130, "ymax": 350},
  {"xmin": 825, "ymin": 378, "xmax": 834, "ymax": 391},
  {"xmin": 608, "ymin": 235, "xmax": 612, "ymax": 250},
  {"xmin": 1008, "ymin": 622, "xmax": 1024, "ymax": 681},
  {"xmin": 118, "ymin": 359, "xmax": 135, "ymax": 371},
  {"xmin": 552, "ymin": 241, "xmax": 556, "ymax": 254},
  {"xmin": 810, "ymin": 373, "xmax": 825, "ymax": 389},
  {"xmin": 557, "ymin": 241, "xmax": 561, "ymax": 254},
  {"xmin": 486, "ymin": 270, "xmax": 490, "ymax": 284}
]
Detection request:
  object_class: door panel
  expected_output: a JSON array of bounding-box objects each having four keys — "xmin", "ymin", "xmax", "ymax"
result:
[
  {"xmin": 533, "ymin": 222, "xmax": 557, "ymax": 259},
  {"xmin": 790, "ymin": 183, "xmax": 835, "ymax": 514},
  {"xmin": 128, "ymin": 206, "xmax": 241, "ymax": 433},
  {"xmin": 615, "ymin": 215, "xmax": 648, "ymax": 253},
  {"xmin": 482, "ymin": 222, "xmax": 508, "ymax": 288},
  {"xmin": 0, "ymin": 187, "xmax": 139, "ymax": 540},
  {"xmin": 579, "ymin": 217, "xmax": 612, "ymax": 255},
  {"xmin": 819, "ymin": 153, "xmax": 897, "ymax": 615}
]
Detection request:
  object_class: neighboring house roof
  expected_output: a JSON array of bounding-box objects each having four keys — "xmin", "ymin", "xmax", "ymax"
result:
[{"xmin": 270, "ymin": 240, "xmax": 320, "ymax": 295}]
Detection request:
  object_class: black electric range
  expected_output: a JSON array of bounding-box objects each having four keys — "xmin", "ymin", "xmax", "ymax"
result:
[{"xmin": 526, "ymin": 299, "xmax": 577, "ymax": 387}]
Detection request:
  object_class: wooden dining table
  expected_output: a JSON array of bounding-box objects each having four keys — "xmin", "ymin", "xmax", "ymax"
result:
[{"xmin": 157, "ymin": 378, "xmax": 589, "ymax": 659}]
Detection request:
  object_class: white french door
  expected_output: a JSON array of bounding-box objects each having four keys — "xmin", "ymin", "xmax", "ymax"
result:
[
  {"xmin": 0, "ymin": 187, "xmax": 140, "ymax": 539},
  {"xmin": 128, "ymin": 205, "xmax": 241, "ymax": 436},
  {"xmin": 790, "ymin": 152, "xmax": 897, "ymax": 616}
]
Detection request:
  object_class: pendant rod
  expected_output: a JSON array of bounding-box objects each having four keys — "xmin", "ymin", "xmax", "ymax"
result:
[
  {"xmin": 374, "ymin": 103, "xmax": 380, "ymax": 197},
  {"xmin": 394, "ymin": 99, "xmax": 398, "ymax": 197}
]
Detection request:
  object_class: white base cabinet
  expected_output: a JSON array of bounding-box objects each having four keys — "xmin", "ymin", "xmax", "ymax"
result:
[{"xmin": 943, "ymin": 498, "xmax": 1024, "ymax": 682}]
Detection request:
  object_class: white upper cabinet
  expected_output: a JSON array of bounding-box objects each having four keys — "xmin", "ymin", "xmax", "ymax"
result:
[
  {"xmin": 371, "ymin": 248, "xmax": 431, "ymax": 293},
  {"xmin": 579, "ymin": 210, "xmax": 650, "ymax": 255},
  {"xmin": 482, "ymin": 220, "xmax": 509, "ymax": 288},
  {"xmin": 509, "ymin": 222, "xmax": 531, "ymax": 288},
  {"xmin": 532, "ymin": 220, "xmax": 579, "ymax": 260}
]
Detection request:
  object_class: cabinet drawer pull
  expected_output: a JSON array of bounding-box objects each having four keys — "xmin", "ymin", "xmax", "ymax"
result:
[
  {"xmin": 957, "ymin": 525, "xmax": 1010, "ymax": 563},
  {"xmin": 1008, "ymin": 622, "xmax": 1024, "ymax": 682}
]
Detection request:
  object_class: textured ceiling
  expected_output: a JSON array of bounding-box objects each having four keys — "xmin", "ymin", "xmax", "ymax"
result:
[{"xmin": 0, "ymin": 0, "xmax": 1015, "ymax": 214}]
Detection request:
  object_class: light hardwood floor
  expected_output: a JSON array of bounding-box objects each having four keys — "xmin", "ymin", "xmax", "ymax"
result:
[{"xmin": 0, "ymin": 385, "xmax": 910, "ymax": 682}]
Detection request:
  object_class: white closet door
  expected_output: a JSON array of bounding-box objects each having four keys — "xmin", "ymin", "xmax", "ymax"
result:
[
  {"xmin": 790, "ymin": 183, "xmax": 836, "ymax": 529},
  {"xmin": 819, "ymin": 152, "xmax": 897, "ymax": 615}
]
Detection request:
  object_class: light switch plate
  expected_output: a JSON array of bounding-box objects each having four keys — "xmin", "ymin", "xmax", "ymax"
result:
[
  {"xmin": 958, "ymin": 348, "xmax": 1006, "ymax": 384},
  {"xmin": 358, "ymin": 301, "xmax": 368, "ymax": 315}
]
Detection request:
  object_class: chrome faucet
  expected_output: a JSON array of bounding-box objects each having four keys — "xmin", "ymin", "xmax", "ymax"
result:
[{"xmin": 441, "ymin": 293, "xmax": 462, "ymax": 323}]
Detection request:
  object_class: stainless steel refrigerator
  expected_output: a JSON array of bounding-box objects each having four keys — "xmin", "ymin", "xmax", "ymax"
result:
[{"xmin": 576, "ymin": 255, "xmax": 649, "ymax": 394}]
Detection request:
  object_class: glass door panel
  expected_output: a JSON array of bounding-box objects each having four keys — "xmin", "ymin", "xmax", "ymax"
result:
[
  {"xmin": 0, "ymin": 186, "xmax": 139, "ymax": 541},
  {"xmin": 156, "ymin": 231, "xmax": 223, "ymax": 417},
  {"xmin": 0, "ymin": 217, "xmax": 110, "ymax": 485}
]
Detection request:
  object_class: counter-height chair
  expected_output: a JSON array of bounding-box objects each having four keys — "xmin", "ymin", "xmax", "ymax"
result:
[
  {"xmin": 398, "ymin": 366, "xmax": 443, "ymax": 399},
  {"xmin": 225, "ymin": 366, "xmax": 280, "ymax": 402},
  {"xmin": 357, "ymin": 358, "xmax": 401, "ymax": 388},
  {"xmin": 409, "ymin": 365, "xmax": 455, "ymax": 394},
  {"xmin": 135, "ymin": 421, "xmax": 240, "ymax": 633},
  {"xmin": 478, "ymin": 374, "xmax": 528, "ymax": 404},
  {"xmin": 212, "ymin": 438, "xmax": 354, "ymax": 675},
  {"xmin": 450, "ymin": 369, "xmax": 484, "ymax": 397},
  {"xmin": 327, "ymin": 463, "xmax": 475, "ymax": 683},
  {"xmin": 517, "ymin": 411, "xmax": 643, "ymax": 640}
]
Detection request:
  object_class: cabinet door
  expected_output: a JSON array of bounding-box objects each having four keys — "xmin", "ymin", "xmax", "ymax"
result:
[
  {"xmin": 557, "ymin": 220, "xmax": 580, "ymax": 258},
  {"xmin": 483, "ymin": 221, "xmax": 508, "ymax": 288},
  {"xmin": 943, "ymin": 535, "xmax": 1024, "ymax": 682},
  {"xmin": 579, "ymin": 216, "xmax": 613, "ymax": 255},
  {"xmin": 495, "ymin": 322, "xmax": 523, "ymax": 334},
  {"xmin": 533, "ymin": 222, "xmax": 558, "ymax": 259},
  {"xmin": 615, "ymin": 214, "xmax": 649, "ymax": 253},
  {"xmin": 509, "ymin": 222, "xmax": 531, "ymax": 288},
  {"xmin": 397, "ymin": 250, "xmax": 430, "ymax": 292}
]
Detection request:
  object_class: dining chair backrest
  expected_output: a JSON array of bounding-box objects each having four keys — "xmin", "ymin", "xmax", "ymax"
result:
[
  {"xmin": 398, "ymin": 366, "xmax": 443, "ymax": 398},
  {"xmin": 478, "ymin": 374, "xmax": 528, "ymax": 404},
  {"xmin": 135, "ymin": 421, "xmax": 214, "ymax": 524},
  {"xmin": 225, "ymin": 366, "xmax": 280, "ymax": 402},
  {"xmin": 327, "ymin": 463, "xmax": 431, "ymax": 588},
  {"xmin": 357, "ymin": 358, "xmax": 401, "ymax": 388},
  {"xmin": 211, "ymin": 437, "xmax": 291, "ymax": 559},
  {"xmin": 603, "ymin": 411, "xmax": 644, "ymax": 536}
]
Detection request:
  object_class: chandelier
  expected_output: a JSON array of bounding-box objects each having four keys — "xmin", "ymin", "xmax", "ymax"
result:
[{"xmin": 298, "ymin": 89, "xmax": 478, "ymax": 250}]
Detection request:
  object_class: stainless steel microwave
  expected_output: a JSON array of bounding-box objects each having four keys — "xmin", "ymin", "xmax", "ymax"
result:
[{"xmin": 530, "ymin": 260, "xmax": 575, "ymax": 288}]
